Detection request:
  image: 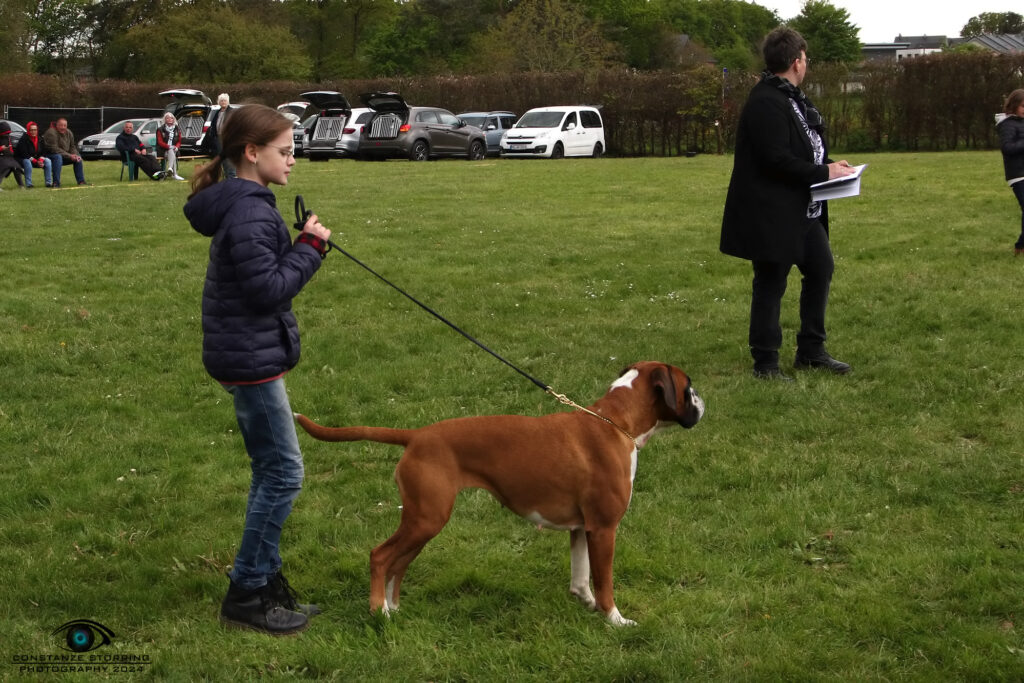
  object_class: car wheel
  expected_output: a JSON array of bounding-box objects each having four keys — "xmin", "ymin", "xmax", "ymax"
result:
[
  {"xmin": 409, "ymin": 140, "xmax": 429, "ymax": 161},
  {"xmin": 467, "ymin": 140, "xmax": 485, "ymax": 161},
  {"xmin": 551, "ymin": 142, "xmax": 564, "ymax": 159},
  {"xmin": 592, "ymin": 142, "xmax": 603, "ymax": 158}
]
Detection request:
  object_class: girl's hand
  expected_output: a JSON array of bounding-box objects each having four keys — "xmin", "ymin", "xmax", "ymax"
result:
[{"xmin": 302, "ymin": 213, "xmax": 331, "ymax": 242}]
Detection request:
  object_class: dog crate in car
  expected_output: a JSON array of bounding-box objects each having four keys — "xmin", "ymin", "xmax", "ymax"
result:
[
  {"xmin": 179, "ymin": 115, "xmax": 204, "ymax": 141},
  {"xmin": 368, "ymin": 114, "xmax": 402, "ymax": 139},
  {"xmin": 300, "ymin": 91, "xmax": 351, "ymax": 160}
]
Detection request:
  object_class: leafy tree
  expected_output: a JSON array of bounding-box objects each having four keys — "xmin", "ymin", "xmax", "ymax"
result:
[
  {"xmin": 0, "ymin": 0, "xmax": 33, "ymax": 72},
  {"xmin": 788, "ymin": 0, "xmax": 861, "ymax": 64},
  {"xmin": 363, "ymin": 0, "xmax": 510, "ymax": 76},
  {"xmin": 284, "ymin": 0, "xmax": 399, "ymax": 79},
  {"xmin": 21, "ymin": 0, "xmax": 93, "ymax": 74},
  {"xmin": 115, "ymin": 4, "xmax": 312, "ymax": 82},
  {"xmin": 468, "ymin": 0, "xmax": 622, "ymax": 72},
  {"xmin": 961, "ymin": 11, "xmax": 1024, "ymax": 37},
  {"xmin": 659, "ymin": 0, "xmax": 780, "ymax": 70}
]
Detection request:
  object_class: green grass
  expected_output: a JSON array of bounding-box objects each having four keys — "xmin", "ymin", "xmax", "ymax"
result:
[{"xmin": 1, "ymin": 152, "xmax": 1022, "ymax": 681}]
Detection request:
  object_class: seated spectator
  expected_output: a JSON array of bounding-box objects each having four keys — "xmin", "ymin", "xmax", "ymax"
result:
[
  {"xmin": 157, "ymin": 113, "xmax": 185, "ymax": 180},
  {"xmin": 43, "ymin": 117, "xmax": 89, "ymax": 187},
  {"xmin": 14, "ymin": 121, "xmax": 55, "ymax": 188},
  {"xmin": 116, "ymin": 121, "xmax": 165, "ymax": 180},
  {"xmin": 0, "ymin": 121, "xmax": 26, "ymax": 190}
]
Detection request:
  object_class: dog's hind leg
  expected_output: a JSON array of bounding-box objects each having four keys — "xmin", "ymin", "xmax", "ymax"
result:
[
  {"xmin": 587, "ymin": 527, "xmax": 635, "ymax": 626},
  {"xmin": 569, "ymin": 528, "xmax": 596, "ymax": 610},
  {"xmin": 369, "ymin": 457, "xmax": 457, "ymax": 616}
]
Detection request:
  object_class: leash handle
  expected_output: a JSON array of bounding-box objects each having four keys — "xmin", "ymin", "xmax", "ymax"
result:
[{"xmin": 294, "ymin": 195, "xmax": 331, "ymax": 257}]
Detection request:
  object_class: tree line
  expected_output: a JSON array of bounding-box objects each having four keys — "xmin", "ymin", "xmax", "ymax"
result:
[{"xmin": 3, "ymin": 0, "xmax": 866, "ymax": 80}]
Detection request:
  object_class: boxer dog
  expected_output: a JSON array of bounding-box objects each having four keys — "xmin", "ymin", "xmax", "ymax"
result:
[{"xmin": 295, "ymin": 361, "xmax": 704, "ymax": 626}]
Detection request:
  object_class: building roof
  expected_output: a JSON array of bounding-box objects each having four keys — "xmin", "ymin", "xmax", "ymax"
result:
[
  {"xmin": 966, "ymin": 33, "xmax": 1024, "ymax": 54},
  {"xmin": 894, "ymin": 35, "xmax": 949, "ymax": 49}
]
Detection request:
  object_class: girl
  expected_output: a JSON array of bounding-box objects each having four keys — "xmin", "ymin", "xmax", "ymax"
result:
[
  {"xmin": 997, "ymin": 89, "xmax": 1024, "ymax": 255},
  {"xmin": 184, "ymin": 105, "xmax": 331, "ymax": 635},
  {"xmin": 157, "ymin": 112, "xmax": 184, "ymax": 180}
]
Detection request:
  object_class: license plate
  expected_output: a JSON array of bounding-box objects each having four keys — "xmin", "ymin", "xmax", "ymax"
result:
[{"xmin": 510, "ymin": 144, "xmax": 527, "ymax": 149}]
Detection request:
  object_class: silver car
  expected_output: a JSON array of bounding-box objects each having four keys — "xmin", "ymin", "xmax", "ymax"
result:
[
  {"xmin": 457, "ymin": 111, "xmax": 517, "ymax": 156},
  {"xmin": 79, "ymin": 118, "xmax": 160, "ymax": 160}
]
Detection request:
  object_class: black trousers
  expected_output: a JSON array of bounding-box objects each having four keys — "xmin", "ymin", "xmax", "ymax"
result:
[
  {"xmin": 129, "ymin": 151, "xmax": 163, "ymax": 180},
  {"xmin": 749, "ymin": 219, "xmax": 833, "ymax": 367}
]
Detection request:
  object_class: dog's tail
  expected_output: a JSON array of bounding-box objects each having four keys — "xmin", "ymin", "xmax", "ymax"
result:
[{"xmin": 294, "ymin": 413, "xmax": 414, "ymax": 446}]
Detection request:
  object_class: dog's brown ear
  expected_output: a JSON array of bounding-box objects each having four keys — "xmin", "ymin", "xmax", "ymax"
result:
[{"xmin": 651, "ymin": 364, "xmax": 678, "ymax": 414}]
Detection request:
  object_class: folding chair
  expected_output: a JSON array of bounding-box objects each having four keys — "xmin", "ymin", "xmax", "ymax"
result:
[{"xmin": 119, "ymin": 150, "xmax": 137, "ymax": 181}]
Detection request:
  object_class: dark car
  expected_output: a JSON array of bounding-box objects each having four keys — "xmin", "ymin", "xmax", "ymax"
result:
[
  {"xmin": 159, "ymin": 89, "xmax": 212, "ymax": 155},
  {"xmin": 301, "ymin": 91, "xmax": 353, "ymax": 161},
  {"xmin": 1, "ymin": 119, "xmax": 26, "ymax": 148},
  {"xmin": 457, "ymin": 111, "xmax": 517, "ymax": 156},
  {"xmin": 358, "ymin": 92, "xmax": 486, "ymax": 161}
]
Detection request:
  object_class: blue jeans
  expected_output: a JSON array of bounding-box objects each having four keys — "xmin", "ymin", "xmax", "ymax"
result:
[
  {"xmin": 21, "ymin": 158, "xmax": 53, "ymax": 187},
  {"xmin": 51, "ymin": 156, "xmax": 84, "ymax": 185},
  {"xmin": 1012, "ymin": 181, "xmax": 1024, "ymax": 249},
  {"xmin": 223, "ymin": 378, "xmax": 304, "ymax": 590}
]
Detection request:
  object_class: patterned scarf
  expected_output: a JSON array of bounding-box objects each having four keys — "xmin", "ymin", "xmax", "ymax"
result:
[{"xmin": 761, "ymin": 71, "xmax": 824, "ymax": 133}]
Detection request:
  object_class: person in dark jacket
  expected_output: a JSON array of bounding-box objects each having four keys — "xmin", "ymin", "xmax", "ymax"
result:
[
  {"xmin": 115, "ymin": 121, "xmax": 164, "ymax": 180},
  {"xmin": 184, "ymin": 104, "xmax": 331, "ymax": 636},
  {"xmin": 997, "ymin": 89, "xmax": 1024, "ymax": 255},
  {"xmin": 720, "ymin": 26, "xmax": 857, "ymax": 380},
  {"xmin": 0, "ymin": 121, "xmax": 25, "ymax": 189},
  {"xmin": 14, "ymin": 121, "xmax": 54, "ymax": 188},
  {"xmin": 204, "ymin": 93, "xmax": 236, "ymax": 179}
]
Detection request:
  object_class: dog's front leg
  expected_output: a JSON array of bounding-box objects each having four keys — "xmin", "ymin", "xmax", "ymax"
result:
[
  {"xmin": 587, "ymin": 527, "xmax": 636, "ymax": 627},
  {"xmin": 569, "ymin": 528, "xmax": 596, "ymax": 610}
]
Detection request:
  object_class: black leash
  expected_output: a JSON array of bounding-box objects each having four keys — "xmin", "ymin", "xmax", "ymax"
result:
[{"xmin": 293, "ymin": 195, "xmax": 552, "ymax": 393}]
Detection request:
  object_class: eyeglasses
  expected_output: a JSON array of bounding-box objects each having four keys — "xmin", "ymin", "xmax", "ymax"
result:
[{"xmin": 265, "ymin": 144, "xmax": 295, "ymax": 159}]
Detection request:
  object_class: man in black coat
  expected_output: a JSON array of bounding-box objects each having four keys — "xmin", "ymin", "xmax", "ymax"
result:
[
  {"xmin": 720, "ymin": 27, "xmax": 856, "ymax": 380},
  {"xmin": 115, "ymin": 121, "xmax": 164, "ymax": 180}
]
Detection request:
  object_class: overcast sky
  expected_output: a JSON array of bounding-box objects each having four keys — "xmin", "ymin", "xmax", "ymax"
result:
[{"xmin": 756, "ymin": 1, "xmax": 1023, "ymax": 43}]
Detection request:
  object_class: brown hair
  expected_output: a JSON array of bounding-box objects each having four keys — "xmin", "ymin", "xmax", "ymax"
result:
[
  {"xmin": 763, "ymin": 26, "xmax": 807, "ymax": 75},
  {"xmin": 189, "ymin": 104, "xmax": 292, "ymax": 198},
  {"xmin": 1004, "ymin": 89, "xmax": 1024, "ymax": 116}
]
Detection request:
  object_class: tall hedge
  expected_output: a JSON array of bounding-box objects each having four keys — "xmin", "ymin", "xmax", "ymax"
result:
[{"xmin": 3, "ymin": 52, "xmax": 1023, "ymax": 155}]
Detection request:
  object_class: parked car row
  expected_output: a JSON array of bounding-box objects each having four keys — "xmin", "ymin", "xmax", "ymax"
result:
[
  {"xmin": 287, "ymin": 91, "xmax": 605, "ymax": 162},
  {"xmin": 65, "ymin": 87, "xmax": 607, "ymax": 164}
]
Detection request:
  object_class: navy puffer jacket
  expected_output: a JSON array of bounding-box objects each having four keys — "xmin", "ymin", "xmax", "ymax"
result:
[{"xmin": 184, "ymin": 178, "xmax": 323, "ymax": 384}]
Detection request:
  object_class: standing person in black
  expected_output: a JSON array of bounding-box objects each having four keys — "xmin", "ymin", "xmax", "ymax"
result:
[
  {"xmin": 205, "ymin": 93, "xmax": 236, "ymax": 179},
  {"xmin": 720, "ymin": 26, "xmax": 857, "ymax": 380},
  {"xmin": 996, "ymin": 89, "xmax": 1024, "ymax": 255}
]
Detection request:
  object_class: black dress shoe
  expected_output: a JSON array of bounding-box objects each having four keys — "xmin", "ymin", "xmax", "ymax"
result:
[
  {"xmin": 794, "ymin": 352, "xmax": 851, "ymax": 374},
  {"xmin": 268, "ymin": 571, "xmax": 322, "ymax": 617},
  {"xmin": 220, "ymin": 580, "xmax": 309, "ymax": 635},
  {"xmin": 753, "ymin": 366, "xmax": 794, "ymax": 381}
]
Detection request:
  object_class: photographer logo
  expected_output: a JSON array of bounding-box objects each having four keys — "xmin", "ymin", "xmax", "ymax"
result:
[{"xmin": 10, "ymin": 619, "xmax": 151, "ymax": 675}]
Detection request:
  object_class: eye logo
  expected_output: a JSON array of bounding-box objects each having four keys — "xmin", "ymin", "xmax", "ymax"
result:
[{"xmin": 51, "ymin": 619, "xmax": 115, "ymax": 652}]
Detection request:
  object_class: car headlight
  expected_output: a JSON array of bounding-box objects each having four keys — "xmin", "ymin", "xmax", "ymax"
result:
[{"xmin": 98, "ymin": 140, "xmax": 115, "ymax": 148}]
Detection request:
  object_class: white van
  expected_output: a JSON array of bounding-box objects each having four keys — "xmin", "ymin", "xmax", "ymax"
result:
[{"xmin": 499, "ymin": 106, "xmax": 605, "ymax": 158}]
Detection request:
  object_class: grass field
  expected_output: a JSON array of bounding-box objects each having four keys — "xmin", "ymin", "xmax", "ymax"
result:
[{"xmin": 1, "ymin": 152, "xmax": 1022, "ymax": 681}]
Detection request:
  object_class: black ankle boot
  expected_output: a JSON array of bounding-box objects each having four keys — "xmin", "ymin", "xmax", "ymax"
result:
[
  {"xmin": 220, "ymin": 580, "xmax": 309, "ymax": 635},
  {"xmin": 268, "ymin": 571, "xmax": 322, "ymax": 617}
]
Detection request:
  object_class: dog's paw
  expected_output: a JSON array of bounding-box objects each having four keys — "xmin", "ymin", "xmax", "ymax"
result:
[
  {"xmin": 605, "ymin": 607, "xmax": 637, "ymax": 627},
  {"xmin": 570, "ymin": 585, "xmax": 597, "ymax": 610}
]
